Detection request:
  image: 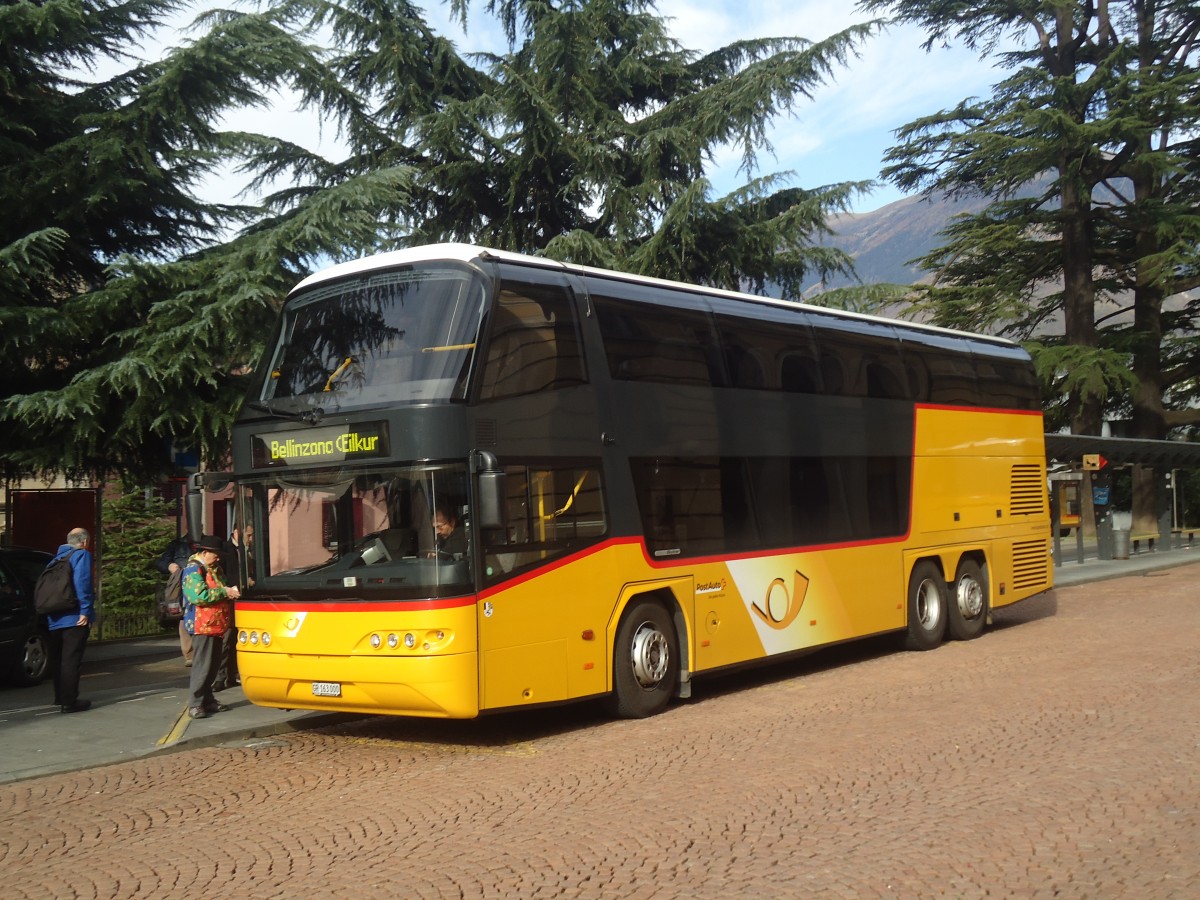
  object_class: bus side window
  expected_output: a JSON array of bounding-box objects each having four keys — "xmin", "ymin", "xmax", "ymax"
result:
[
  {"xmin": 482, "ymin": 464, "xmax": 607, "ymax": 584},
  {"xmin": 478, "ymin": 282, "xmax": 586, "ymax": 401},
  {"xmin": 594, "ymin": 295, "xmax": 724, "ymax": 387}
]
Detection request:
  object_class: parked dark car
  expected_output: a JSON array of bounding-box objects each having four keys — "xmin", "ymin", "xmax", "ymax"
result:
[{"xmin": 0, "ymin": 547, "xmax": 53, "ymax": 686}]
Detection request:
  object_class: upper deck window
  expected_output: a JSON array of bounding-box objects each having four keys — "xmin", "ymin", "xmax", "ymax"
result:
[
  {"xmin": 262, "ymin": 265, "xmax": 485, "ymax": 410},
  {"xmin": 477, "ymin": 279, "xmax": 587, "ymax": 401}
]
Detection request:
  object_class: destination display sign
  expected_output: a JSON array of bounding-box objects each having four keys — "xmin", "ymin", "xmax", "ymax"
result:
[{"xmin": 250, "ymin": 421, "xmax": 390, "ymax": 469}]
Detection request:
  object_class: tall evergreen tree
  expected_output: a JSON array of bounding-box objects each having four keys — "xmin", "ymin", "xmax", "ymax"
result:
[
  {"xmin": 266, "ymin": 0, "xmax": 877, "ymax": 292},
  {"xmin": 2, "ymin": 0, "xmax": 878, "ymax": 482},
  {"xmin": 859, "ymin": 1, "xmax": 1200, "ymax": 448},
  {"xmin": 0, "ymin": 1, "xmax": 405, "ymax": 478}
]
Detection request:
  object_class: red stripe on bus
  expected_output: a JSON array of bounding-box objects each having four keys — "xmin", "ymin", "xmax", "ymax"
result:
[
  {"xmin": 236, "ymin": 596, "xmax": 477, "ymax": 613},
  {"xmin": 478, "ymin": 536, "xmax": 643, "ymax": 600}
]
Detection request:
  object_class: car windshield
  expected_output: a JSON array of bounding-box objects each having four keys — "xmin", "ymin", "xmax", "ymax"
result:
[
  {"xmin": 237, "ymin": 463, "xmax": 472, "ymax": 599},
  {"xmin": 260, "ymin": 265, "xmax": 486, "ymax": 413}
]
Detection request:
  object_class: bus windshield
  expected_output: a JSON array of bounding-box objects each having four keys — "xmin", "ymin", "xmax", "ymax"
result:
[
  {"xmin": 261, "ymin": 265, "xmax": 486, "ymax": 411},
  {"xmin": 239, "ymin": 463, "xmax": 472, "ymax": 599}
]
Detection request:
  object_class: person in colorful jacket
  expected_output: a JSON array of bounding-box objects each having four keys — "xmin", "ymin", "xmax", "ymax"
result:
[
  {"xmin": 183, "ymin": 535, "xmax": 241, "ymax": 719},
  {"xmin": 47, "ymin": 527, "xmax": 96, "ymax": 713}
]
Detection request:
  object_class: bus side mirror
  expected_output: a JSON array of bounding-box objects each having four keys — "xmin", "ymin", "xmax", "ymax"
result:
[
  {"xmin": 477, "ymin": 470, "xmax": 506, "ymax": 530},
  {"xmin": 473, "ymin": 451, "xmax": 506, "ymax": 530},
  {"xmin": 185, "ymin": 471, "xmax": 231, "ymax": 539},
  {"xmin": 186, "ymin": 473, "xmax": 205, "ymax": 540}
]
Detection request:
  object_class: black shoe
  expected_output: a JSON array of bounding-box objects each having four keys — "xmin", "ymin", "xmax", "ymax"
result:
[
  {"xmin": 211, "ymin": 682, "xmax": 227, "ymax": 692},
  {"xmin": 61, "ymin": 700, "xmax": 92, "ymax": 714},
  {"xmin": 204, "ymin": 702, "xmax": 231, "ymax": 713}
]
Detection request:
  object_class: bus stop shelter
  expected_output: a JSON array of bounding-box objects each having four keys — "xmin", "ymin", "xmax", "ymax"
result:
[{"xmin": 1045, "ymin": 433, "xmax": 1200, "ymax": 564}]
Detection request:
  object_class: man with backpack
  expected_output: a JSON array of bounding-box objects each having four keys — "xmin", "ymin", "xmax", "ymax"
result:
[
  {"xmin": 155, "ymin": 534, "xmax": 194, "ymax": 666},
  {"xmin": 45, "ymin": 527, "xmax": 96, "ymax": 714}
]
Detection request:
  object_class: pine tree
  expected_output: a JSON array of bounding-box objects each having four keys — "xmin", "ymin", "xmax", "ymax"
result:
[
  {"xmin": 2, "ymin": 0, "xmax": 880, "ymax": 482},
  {"xmin": 859, "ymin": 1, "xmax": 1200, "ymax": 445},
  {"xmin": 0, "ymin": 1, "xmax": 401, "ymax": 478},
  {"xmin": 255, "ymin": 0, "xmax": 879, "ymax": 291}
]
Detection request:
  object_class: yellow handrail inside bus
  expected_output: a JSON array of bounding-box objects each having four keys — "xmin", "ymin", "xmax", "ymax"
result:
[
  {"xmin": 421, "ymin": 343, "xmax": 477, "ymax": 353},
  {"xmin": 323, "ymin": 356, "xmax": 356, "ymax": 392},
  {"xmin": 547, "ymin": 472, "xmax": 590, "ymax": 519}
]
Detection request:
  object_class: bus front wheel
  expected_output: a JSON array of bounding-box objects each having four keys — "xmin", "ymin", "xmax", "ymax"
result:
[
  {"xmin": 607, "ymin": 600, "xmax": 678, "ymax": 719},
  {"xmin": 948, "ymin": 558, "xmax": 987, "ymax": 641},
  {"xmin": 905, "ymin": 561, "xmax": 948, "ymax": 651}
]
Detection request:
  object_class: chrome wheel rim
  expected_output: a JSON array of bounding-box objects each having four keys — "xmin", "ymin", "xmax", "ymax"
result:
[
  {"xmin": 629, "ymin": 621, "xmax": 669, "ymax": 689},
  {"xmin": 957, "ymin": 576, "xmax": 984, "ymax": 620},
  {"xmin": 916, "ymin": 578, "xmax": 943, "ymax": 630}
]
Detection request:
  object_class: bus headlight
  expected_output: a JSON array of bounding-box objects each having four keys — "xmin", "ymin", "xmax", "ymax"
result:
[
  {"xmin": 370, "ymin": 634, "xmax": 382, "ymax": 649},
  {"xmin": 404, "ymin": 633, "xmax": 416, "ymax": 649},
  {"xmin": 387, "ymin": 633, "xmax": 400, "ymax": 649}
]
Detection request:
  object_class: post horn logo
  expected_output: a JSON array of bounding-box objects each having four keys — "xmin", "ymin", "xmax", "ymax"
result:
[{"xmin": 751, "ymin": 570, "xmax": 810, "ymax": 630}]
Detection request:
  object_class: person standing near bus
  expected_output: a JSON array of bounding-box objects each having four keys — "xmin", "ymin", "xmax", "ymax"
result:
[
  {"xmin": 155, "ymin": 533, "xmax": 193, "ymax": 666},
  {"xmin": 212, "ymin": 528, "xmax": 243, "ymax": 692},
  {"xmin": 47, "ymin": 527, "xmax": 95, "ymax": 714},
  {"xmin": 183, "ymin": 536, "xmax": 240, "ymax": 718}
]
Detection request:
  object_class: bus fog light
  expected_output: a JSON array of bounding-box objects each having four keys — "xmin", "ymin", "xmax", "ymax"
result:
[
  {"xmin": 436, "ymin": 631, "xmax": 444, "ymax": 641},
  {"xmin": 404, "ymin": 633, "xmax": 416, "ymax": 649},
  {"xmin": 370, "ymin": 634, "xmax": 382, "ymax": 649},
  {"xmin": 387, "ymin": 634, "xmax": 399, "ymax": 649}
]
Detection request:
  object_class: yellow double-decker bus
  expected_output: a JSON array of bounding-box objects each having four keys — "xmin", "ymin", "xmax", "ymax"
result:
[{"xmin": 200, "ymin": 243, "xmax": 1052, "ymax": 719}]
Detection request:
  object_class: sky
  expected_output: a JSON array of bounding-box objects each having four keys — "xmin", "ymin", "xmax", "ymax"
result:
[{"xmin": 138, "ymin": 1, "xmax": 1010, "ymax": 215}]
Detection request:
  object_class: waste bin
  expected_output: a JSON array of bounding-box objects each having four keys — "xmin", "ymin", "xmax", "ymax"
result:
[{"xmin": 1113, "ymin": 529, "xmax": 1131, "ymax": 560}]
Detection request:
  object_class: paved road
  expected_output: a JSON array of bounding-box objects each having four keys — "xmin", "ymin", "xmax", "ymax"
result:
[{"xmin": 0, "ymin": 552, "xmax": 1196, "ymax": 897}]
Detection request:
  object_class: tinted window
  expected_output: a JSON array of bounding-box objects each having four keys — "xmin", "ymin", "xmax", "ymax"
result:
[
  {"xmin": 264, "ymin": 266, "xmax": 484, "ymax": 409},
  {"xmin": 973, "ymin": 345, "xmax": 1041, "ymax": 411},
  {"xmin": 632, "ymin": 453, "xmax": 910, "ymax": 559},
  {"xmin": 711, "ymin": 299, "xmax": 822, "ymax": 393},
  {"xmin": 478, "ymin": 280, "xmax": 587, "ymax": 401},
  {"xmin": 594, "ymin": 293, "xmax": 724, "ymax": 387},
  {"xmin": 901, "ymin": 333, "xmax": 981, "ymax": 406},
  {"xmin": 482, "ymin": 463, "xmax": 607, "ymax": 585},
  {"xmin": 808, "ymin": 313, "xmax": 911, "ymax": 400}
]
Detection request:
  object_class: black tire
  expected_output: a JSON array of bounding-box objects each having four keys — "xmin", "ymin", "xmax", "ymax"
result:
[
  {"xmin": 905, "ymin": 561, "xmax": 948, "ymax": 651},
  {"xmin": 12, "ymin": 627, "xmax": 50, "ymax": 686},
  {"xmin": 948, "ymin": 558, "xmax": 988, "ymax": 641},
  {"xmin": 607, "ymin": 599, "xmax": 678, "ymax": 719}
]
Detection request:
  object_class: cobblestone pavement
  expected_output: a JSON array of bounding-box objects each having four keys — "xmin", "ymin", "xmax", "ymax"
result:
[{"xmin": 3, "ymin": 565, "xmax": 1197, "ymax": 898}]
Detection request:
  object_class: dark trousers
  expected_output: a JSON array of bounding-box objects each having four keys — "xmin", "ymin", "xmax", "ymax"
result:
[
  {"xmin": 48, "ymin": 625, "xmax": 90, "ymax": 707},
  {"xmin": 215, "ymin": 628, "xmax": 238, "ymax": 686},
  {"xmin": 188, "ymin": 633, "xmax": 222, "ymax": 708}
]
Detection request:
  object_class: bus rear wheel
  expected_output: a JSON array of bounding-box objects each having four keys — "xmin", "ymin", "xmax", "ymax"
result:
[
  {"xmin": 905, "ymin": 561, "xmax": 948, "ymax": 651},
  {"xmin": 607, "ymin": 599, "xmax": 678, "ymax": 719},
  {"xmin": 949, "ymin": 558, "xmax": 987, "ymax": 641}
]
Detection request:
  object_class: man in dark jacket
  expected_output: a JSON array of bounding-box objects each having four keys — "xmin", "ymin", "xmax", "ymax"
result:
[
  {"xmin": 46, "ymin": 527, "xmax": 96, "ymax": 713},
  {"xmin": 155, "ymin": 534, "xmax": 193, "ymax": 665}
]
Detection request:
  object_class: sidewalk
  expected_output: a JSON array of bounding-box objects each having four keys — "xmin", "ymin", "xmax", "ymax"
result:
[
  {"xmin": 1051, "ymin": 542, "xmax": 1196, "ymax": 586},
  {"xmin": 0, "ymin": 638, "xmax": 350, "ymax": 784},
  {"xmin": 1, "ymin": 546, "xmax": 1196, "ymax": 785}
]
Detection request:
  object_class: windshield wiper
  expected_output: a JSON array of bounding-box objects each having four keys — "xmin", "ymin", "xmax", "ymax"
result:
[{"xmin": 244, "ymin": 400, "xmax": 327, "ymax": 425}]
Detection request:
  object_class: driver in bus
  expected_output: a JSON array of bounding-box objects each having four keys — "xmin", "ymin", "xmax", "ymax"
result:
[{"xmin": 429, "ymin": 505, "xmax": 467, "ymax": 560}]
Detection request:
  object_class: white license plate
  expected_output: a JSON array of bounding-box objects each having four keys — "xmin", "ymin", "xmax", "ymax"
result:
[{"xmin": 311, "ymin": 681, "xmax": 342, "ymax": 697}]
